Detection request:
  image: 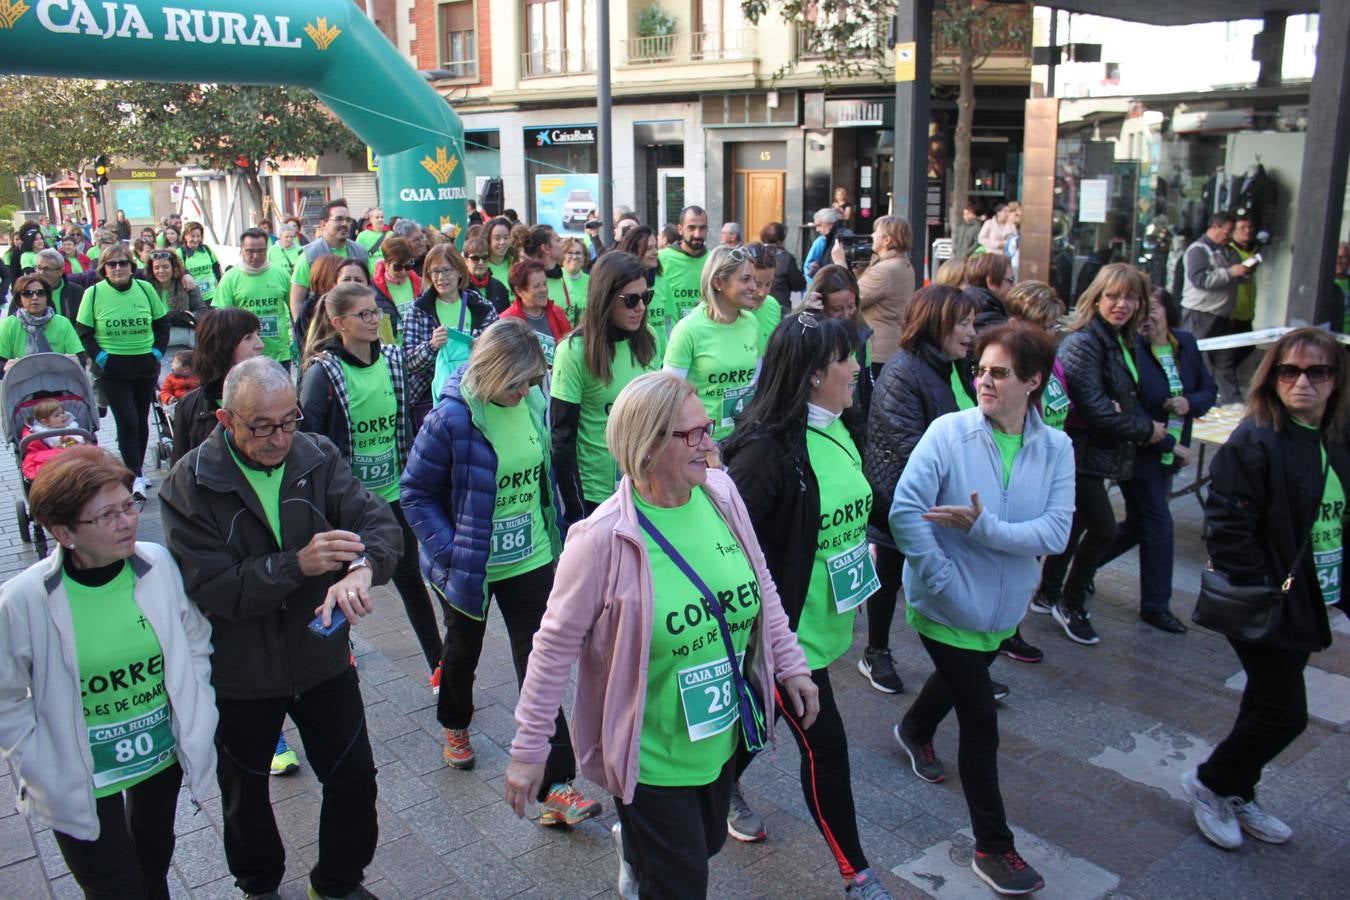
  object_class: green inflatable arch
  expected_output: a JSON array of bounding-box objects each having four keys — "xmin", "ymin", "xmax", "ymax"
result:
[{"xmin": 0, "ymin": 0, "xmax": 466, "ymax": 230}]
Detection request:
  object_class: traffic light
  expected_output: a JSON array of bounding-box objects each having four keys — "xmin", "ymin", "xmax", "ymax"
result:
[{"xmin": 94, "ymin": 154, "xmax": 109, "ymax": 185}]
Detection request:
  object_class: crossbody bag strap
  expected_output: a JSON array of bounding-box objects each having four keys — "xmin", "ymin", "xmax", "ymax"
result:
[
  {"xmin": 1282, "ymin": 454, "xmax": 1332, "ymax": 592},
  {"xmin": 634, "ymin": 506, "xmax": 766, "ymax": 751}
]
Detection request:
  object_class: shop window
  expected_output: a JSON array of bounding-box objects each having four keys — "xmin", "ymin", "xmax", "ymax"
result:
[
  {"xmin": 438, "ymin": 0, "xmax": 478, "ymax": 80},
  {"xmin": 523, "ymin": 0, "xmax": 597, "ymax": 77}
]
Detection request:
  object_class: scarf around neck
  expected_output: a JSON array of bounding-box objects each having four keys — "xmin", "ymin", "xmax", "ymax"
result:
[{"xmin": 17, "ymin": 306, "xmax": 54, "ymax": 355}]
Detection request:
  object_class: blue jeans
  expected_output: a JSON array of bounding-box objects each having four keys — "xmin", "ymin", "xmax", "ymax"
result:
[{"xmin": 1101, "ymin": 453, "xmax": 1175, "ymax": 614}]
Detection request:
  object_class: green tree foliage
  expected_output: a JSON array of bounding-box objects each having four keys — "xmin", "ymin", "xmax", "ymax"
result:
[{"xmin": 0, "ymin": 76, "xmax": 123, "ymax": 175}]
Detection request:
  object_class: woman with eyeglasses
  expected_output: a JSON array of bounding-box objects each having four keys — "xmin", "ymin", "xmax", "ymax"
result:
[
  {"xmin": 370, "ymin": 236, "xmax": 421, "ymax": 344},
  {"xmin": 461, "ymin": 235, "xmax": 512, "ymax": 314},
  {"xmin": 178, "ymin": 223, "xmax": 221, "ymax": 304},
  {"xmin": 0, "ymin": 446, "xmax": 217, "ymax": 900},
  {"xmin": 890, "ymin": 323, "xmax": 1072, "ymax": 896},
  {"xmin": 1031, "ymin": 264, "xmax": 1165, "ymax": 646},
  {"xmin": 505, "ymin": 371, "xmax": 817, "ymax": 898},
  {"xmin": 299, "ymin": 283, "xmax": 443, "ymax": 683},
  {"xmin": 1182, "ymin": 327, "xmax": 1347, "ymax": 851},
  {"xmin": 720, "ymin": 313, "xmax": 896, "ymax": 899},
  {"xmin": 402, "ymin": 320, "xmax": 602, "ymax": 823},
  {"xmin": 550, "ymin": 252, "xmax": 661, "ymax": 524},
  {"xmin": 0, "ymin": 274, "xmax": 84, "ymax": 373},
  {"xmin": 501, "ymin": 259, "xmax": 572, "ymax": 367},
  {"xmin": 75, "ymin": 245, "xmax": 169, "ymax": 500},
  {"xmin": 485, "ymin": 216, "xmax": 516, "ymax": 288},
  {"xmin": 402, "ymin": 242, "xmax": 497, "ymax": 413},
  {"xmin": 962, "ymin": 254, "xmax": 1014, "ymax": 332},
  {"xmin": 663, "ymin": 244, "xmax": 764, "ymax": 443}
]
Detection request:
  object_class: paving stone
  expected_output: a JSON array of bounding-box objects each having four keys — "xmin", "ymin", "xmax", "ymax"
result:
[
  {"xmin": 893, "ymin": 826, "xmax": 1120, "ymax": 899},
  {"xmin": 0, "ymin": 812, "xmax": 36, "ymax": 867},
  {"xmin": 398, "ymin": 796, "xmax": 481, "ymax": 855},
  {"xmin": 369, "ymin": 833, "xmax": 462, "ymax": 898},
  {"xmin": 1087, "ymin": 724, "xmax": 1216, "ymax": 801},
  {"xmin": 440, "ymin": 838, "xmax": 533, "ymax": 899},
  {"xmin": 376, "ymin": 760, "xmax": 440, "ymax": 812},
  {"xmin": 170, "ymin": 822, "xmax": 234, "ymax": 887}
]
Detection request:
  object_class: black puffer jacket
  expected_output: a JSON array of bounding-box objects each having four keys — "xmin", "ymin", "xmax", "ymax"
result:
[
  {"xmin": 863, "ymin": 340, "xmax": 973, "ymax": 546},
  {"xmin": 1203, "ymin": 414, "xmax": 1348, "ymax": 650},
  {"xmin": 1058, "ymin": 315, "xmax": 1155, "ymax": 480},
  {"xmin": 966, "ymin": 285, "xmax": 1009, "ymax": 333}
]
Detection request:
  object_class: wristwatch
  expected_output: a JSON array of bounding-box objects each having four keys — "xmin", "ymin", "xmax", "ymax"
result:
[{"xmin": 348, "ymin": 555, "xmax": 371, "ymax": 573}]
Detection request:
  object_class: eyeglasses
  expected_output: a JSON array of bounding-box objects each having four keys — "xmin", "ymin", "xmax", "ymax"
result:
[
  {"xmin": 616, "ymin": 289, "xmax": 654, "ymax": 309},
  {"xmin": 976, "ymin": 365, "xmax": 1015, "ymax": 380},
  {"xmin": 1275, "ymin": 364, "xmax": 1337, "ymax": 385},
  {"xmin": 669, "ymin": 421, "xmax": 715, "ymax": 447},
  {"xmin": 34, "ymin": 266, "xmax": 62, "ymax": 275},
  {"xmin": 75, "ymin": 497, "xmax": 145, "ymax": 529},
  {"xmin": 103, "ymin": 259, "xmax": 132, "ymax": 269},
  {"xmin": 728, "ymin": 245, "xmax": 762, "ymax": 264},
  {"xmin": 428, "ymin": 267, "xmax": 458, "ymax": 279},
  {"xmin": 1102, "ymin": 292, "xmax": 1140, "ymax": 305},
  {"xmin": 327, "ymin": 216, "xmax": 353, "ymax": 224},
  {"xmin": 465, "ymin": 255, "xmax": 487, "ymax": 263},
  {"xmin": 794, "ymin": 311, "xmax": 821, "ymax": 330},
  {"xmin": 340, "ymin": 308, "xmax": 384, "ymax": 324},
  {"xmin": 18, "ymin": 288, "xmax": 48, "ymax": 298},
  {"xmin": 227, "ymin": 407, "xmax": 304, "ymax": 438}
]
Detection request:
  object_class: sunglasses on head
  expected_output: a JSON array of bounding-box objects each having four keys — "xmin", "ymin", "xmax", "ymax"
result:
[
  {"xmin": 616, "ymin": 289, "xmax": 654, "ymax": 309},
  {"xmin": 149, "ymin": 250, "xmax": 174, "ymax": 261}
]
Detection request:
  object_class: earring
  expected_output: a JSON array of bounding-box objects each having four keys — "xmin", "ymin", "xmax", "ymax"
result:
[{"xmin": 812, "ymin": 378, "xmax": 820, "ymax": 387}]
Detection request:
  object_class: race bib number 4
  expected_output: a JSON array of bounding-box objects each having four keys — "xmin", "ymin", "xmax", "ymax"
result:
[
  {"xmin": 720, "ymin": 383, "xmax": 755, "ymax": 426},
  {"xmin": 88, "ymin": 704, "xmax": 176, "ymax": 790},
  {"xmin": 827, "ymin": 541, "xmax": 881, "ymax": 613},
  {"xmin": 1314, "ymin": 546, "xmax": 1342, "ymax": 605},
  {"xmin": 490, "ymin": 513, "xmax": 534, "ymax": 564},
  {"xmin": 677, "ymin": 654, "xmax": 742, "ymax": 742},
  {"xmin": 257, "ymin": 313, "xmax": 281, "ymax": 339},
  {"xmin": 353, "ymin": 447, "xmax": 398, "ymax": 490}
]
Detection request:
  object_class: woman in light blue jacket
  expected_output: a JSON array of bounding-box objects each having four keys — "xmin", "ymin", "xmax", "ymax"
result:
[{"xmin": 888, "ymin": 322, "xmax": 1074, "ymax": 897}]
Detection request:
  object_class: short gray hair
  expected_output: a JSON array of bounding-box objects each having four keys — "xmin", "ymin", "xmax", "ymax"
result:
[
  {"xmin": 721, "ymin": 222, "xmax": 742, "ymax": 238},
  {"xmin": 392, "ymin": 219, "xmax": 422, "ymax": 239},
  {"xmin": 813, "ymin": 208, "xmax": 841, "ymax": 226},
  {"xmin": 279, "ymin": 223, "xmax": 298, "ymax": 235},
  {"xmin": 36, "ymin": 249, "xmax": 63, "ymax": 267},
  {"xmin": 222, "ymin": 356, "xmax": 294, "ymax": 410}
]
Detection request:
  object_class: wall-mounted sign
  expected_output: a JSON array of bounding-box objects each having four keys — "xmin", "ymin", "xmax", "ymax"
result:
[{"xmin": 526, "ymin": 125, "xmax": 597, "ymax": 148}]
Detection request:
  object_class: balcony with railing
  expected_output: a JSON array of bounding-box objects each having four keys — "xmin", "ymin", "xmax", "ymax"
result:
[
  {"xmin": 520, "ymin": 47, "xmax": 598, "ymax": 79},
  {"xmin": 620, "ymin": 29, "xmax": 757, "ymax": 66},
  {"xmin": 793, "ymin": 25, "xmax": 1030, "ymax": 64}
]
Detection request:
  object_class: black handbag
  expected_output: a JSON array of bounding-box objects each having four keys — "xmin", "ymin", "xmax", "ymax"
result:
[{"xmin": 1192, "ymin": 458, "xmax": 1327, "ymax": 642}]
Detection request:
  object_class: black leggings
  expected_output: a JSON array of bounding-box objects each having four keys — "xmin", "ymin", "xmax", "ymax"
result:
[
  {"xmin": 54, "ymin": 763, "xmax": 183, "ymax": 900},
  {"xmin": 736, "ymin": 668, "xmax": 869, "ymax": 879},
  {"xmin": 389, "ymin": 500, "xmax": 444, "ymax": 671},
  {"xmin": 103, "ymin": 375, "xmax": 156, "ymax": 477},
  {"xmin": 866, "ymin": 543, "xmax": 905, "ymax": 649},
  {"xmin": 616, "ymin": 758, "xmax": 734, "ymax": 900},
  {"xmin": 1038, "ymin": 475, "xmax": 1114, "ymax": 610}
]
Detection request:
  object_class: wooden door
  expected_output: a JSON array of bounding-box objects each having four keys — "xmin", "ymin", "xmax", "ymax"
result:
[{"xmin": 745, "ymin": 171, "xmax": 785, "ymax": 243}]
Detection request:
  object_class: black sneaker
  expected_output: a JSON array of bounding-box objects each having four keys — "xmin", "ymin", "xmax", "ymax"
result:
[
  {"xmin": 1027, "ymin": 592, "xmax": 1054, "ymax": 615},
  {"xmin": 991, "ymin": 681, "xmax": 1010, "ymax": 702},
  {"xmin": 858, "ymin": 647, "xmax": 904, "ymax": 694},
  {"xmin": 893, "ymin": 725, "xmax": 945, "ymax": 783},
  {"xmin": 1052, "ymin": 602, "xmax": 1100, "ymax": 645},
  {"xmin": 971, "ymin": 849, "xmax": 1045, "ymax": 895},
  {"xmin": 999, "ymin": 632, "xmax": 1044, "ymax": 664}
]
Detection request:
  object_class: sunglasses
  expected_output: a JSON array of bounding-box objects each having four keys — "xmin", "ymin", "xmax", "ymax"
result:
[
  {"xmin": 616, "ymin": 289, "xmax": 654, "ymax": 309},
  {"xmin": 104, "ymin": 259, "xmax": 132, "ymax": 268},
  {"xmin": 728, "ymin": 245, "xmax": 763, "ymax": 264},
  {"xmin": 465, "ymin": 255, "xmax": 487, "ymax": 262},
  {"xmin": 149, "ymin": 250, "xmax": 174, "ymax": 261},
  {"xmin": 976, "ymin": 366, "xmax": 1015, "ymax": 380},
  {"xmin": 1275, "ymin": 364, "xmax": 1337, "ymax": 385},
  {"xmin": 388, "ymin": 262, "xmax": 413, "ymax": 272},
  {"xmin": 19, "ymin": 288, "xmax": 49, "ymax": 298}
]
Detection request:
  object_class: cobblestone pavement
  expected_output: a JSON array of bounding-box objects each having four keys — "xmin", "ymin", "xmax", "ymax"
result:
[{"xmin": 1, "ymin": 410, "xmax": 1347, "ymax": 899}]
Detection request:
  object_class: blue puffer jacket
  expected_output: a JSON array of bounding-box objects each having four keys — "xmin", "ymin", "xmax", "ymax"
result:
[{"xmin": 399, "ymin": 366, "xmax": 564, "ymax": 619}]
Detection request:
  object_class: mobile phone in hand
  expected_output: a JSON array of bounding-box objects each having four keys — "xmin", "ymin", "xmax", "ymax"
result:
[{"xmin": 308, "ymin": 608, "xmax": 348, "ymax": 638}]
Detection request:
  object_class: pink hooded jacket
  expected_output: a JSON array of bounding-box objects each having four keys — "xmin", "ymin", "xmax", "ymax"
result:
[{"xmin": 510, "ymin": 468, "xmax": 810, "ymax": 804}]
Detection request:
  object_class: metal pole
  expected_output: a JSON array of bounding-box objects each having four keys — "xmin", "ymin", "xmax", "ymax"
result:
[
  {"xmin": 597, "ymin": 0, "xmax": 613, "ymax": 247},
  {"xmin": 892, "ymin": 0, "xmax": 933, "ymax": 278}
]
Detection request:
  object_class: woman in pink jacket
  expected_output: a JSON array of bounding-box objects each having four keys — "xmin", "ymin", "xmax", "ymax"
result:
[{"xmin": 506, "ymin": 372, "xmax": 818, "ymax": 899}]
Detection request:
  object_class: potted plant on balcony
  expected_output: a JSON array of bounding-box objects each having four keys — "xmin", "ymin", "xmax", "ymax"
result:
[{"xmin": 635, "ymin": 4, "xmax": 677, "ymax": 62}]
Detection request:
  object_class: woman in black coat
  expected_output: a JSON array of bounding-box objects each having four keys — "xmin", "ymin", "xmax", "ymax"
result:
[
  {"xmin": 860, "ymin": 285, "xmax": 979, "ymax": 693},
  {"xmin": 171, "ymin": 308, "xmax": 263, "ymax": 465},
  {"xmin": 1099, "ymin": 288, "xmax": 1216, "ymax": 632},
  {"xmin": 1184, "ymin": 327, "xmax": 1347, "ymax": 851},
  {"xmin": 1033, "ymin": 264, "xmax": 1164, "ymax": 646}
]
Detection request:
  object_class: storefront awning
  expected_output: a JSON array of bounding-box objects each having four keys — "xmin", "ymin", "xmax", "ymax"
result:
[{"xmin": 1048, "ymin": 0, "xmax": 1318, "ymax": 28}]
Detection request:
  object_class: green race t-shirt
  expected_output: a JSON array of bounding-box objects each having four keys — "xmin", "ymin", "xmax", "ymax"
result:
[
  {"xmin": 268, "ymin": 243, "xmax": 302, "ymax": 278},
  {"xmin": 752, "ymin": 296, "xmax": 781, "ymax": 355},
  {"xmin": 652, "ymin": 246, "xmax": 710, "ymax": 342},
  {"xmin": 291, "ymin": 245, "xmax": 349, "ymax": 290},
  {"xmin": 180, "ymin": 246, "xmax": 218, "ymax": 301},
  {"xmin": 1119, "ymin": 335, "xmax": 1139, "ymax": 383},
  {"xmin": 64, "ymin": 254, "xmax": 85, "ymax": 275},
  {"xmin": 227, "ymin": 439, "xmax": 286, "ymax": 546},
  {"xmin": 356, "ymin": 229, "xmax": 386, "ymax": 255},
  {"xmin": 551, "ymin": 330, "xmax": 661, "ymax": 504},
  {"xmin": 65, "ymin": 563, "xmax": 177, "ymax": 798},
  {"xmin": 487, "ymin": 258, "xmax": 512, "ymax": 291},
  {"xmin": 213, "ymin": 267, "xmax": 294, "ymax": 363},
  {"xmin": 20, "ymin": 251, "xmax": 40, "ymax": 271},
  {"xmin": 562, "ymin": 272, "xmax": 589, "ymax": 327},
  {"xmin": 1041, "ymin": 368, "xmax": 1070, "ymax": 431},
  {"xmin": 951, "ymin": 364, "xmax": 975, "ymax": 411},
  {"xmin": 76, "ymin": 280, "xmax": 166, "ymax": 356},
  {"xmin": 1152, "ymin": 343, "xmax": 1184, "ymax": 466},
  {"xmin": 87, "ymin": 245, "xmax": 102, "ymax": 261},
  {"xmin": 0, "ymin": 313, "xmax": 83, "ymax": 359},
  {"xmin": 340, "ymin": 355, "xmax": 401, "ymax": 502},
  {"xmin": 664, "ymin": 307, "xmax": 761, "ymax": 442},
  {"xmin": 635, "ymin": 486, "xmax": 759, "ymax": 786},
  {"xmin": 799, "ymin": 419, "xmax": 878, "ymax": 669},
  {"xmin": 484, "ymin": 398, "xmax": 552, "ymax": 579},
  {"xmin": 907, "ymin": 605, "xmax": 1016, "ymax": 652},
  {"xmin": 382, "ymin": 277, "xmax": 415, "ymax": 345},
  {"xmin": 1309, "ymin": 437, "xmax": 1345, "ymax": 606},
  {"xmin": 990, "ymin": 427, "xmax": 1024, "ymax": 488}
]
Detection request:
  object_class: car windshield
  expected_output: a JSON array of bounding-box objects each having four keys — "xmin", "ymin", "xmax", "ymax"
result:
[{"xmin": 568, "ymin": 191, "xmax": 589, "ymax": 202}]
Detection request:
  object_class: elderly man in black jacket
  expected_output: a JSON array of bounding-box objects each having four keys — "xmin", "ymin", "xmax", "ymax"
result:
[{"xmin": 160, "ymin": 356, "xmax": 401, "ymax": 900}]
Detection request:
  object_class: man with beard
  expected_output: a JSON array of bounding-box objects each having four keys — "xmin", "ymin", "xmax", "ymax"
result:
[
  {"xmin": 288, "ymin": 198, "xmax": 369, "ymax": 322},
  {"xmin": 650, "ymin": 206, "xmax": 711, "ymax": 354}
]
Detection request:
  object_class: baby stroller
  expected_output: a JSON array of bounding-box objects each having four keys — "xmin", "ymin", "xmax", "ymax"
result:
[
  {"xmin": 0, "ymin": 353, "xmax": 100, "ymax": 557},
  {"xmin": 150, "ymin": 394, "xmax": 174, "ymax": 468}
]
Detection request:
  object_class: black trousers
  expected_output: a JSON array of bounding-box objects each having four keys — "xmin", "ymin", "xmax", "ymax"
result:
[
  {"xmin": 53, "ymin": 763, "xmax": 183, "ymax": 900},
  {"xmin": 901, "ymin": 635, "xmax": 1014, "ymax": 854},
  {"xmin": 866, "ymin": 543, "xmax": 905, "ymax": 650},
  {"xmin": 102, "ymin": 375, "xmax": 156, "ymax": 477},
  {"xmin": 735, "ymin": 668, "xmax": 869, "ymax": 879},
  {"xmin": 389, "ymin": 500, "xmax": 444, "ymax": 671},
  {"xmin": 1038, "ymin": 475, "xmax": 1114, "ymax": 611},
  {"xmin": 214, "ymin": 666, "xmax": 377, "ymax": 897},
  {"xmin": 615, "ymin": 758, "xmax": 734, "ymax": 900},
  {"xmin": 1197, "ymin": 638, "xmax": 1310, "ymax": 802},
  {"xmin": 436, "ymin": 562, "xmax": 576, "ymax": 798}
]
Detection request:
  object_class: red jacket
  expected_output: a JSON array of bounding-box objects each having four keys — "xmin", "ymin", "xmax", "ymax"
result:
[
  {"xmin": 499, "ymin": 299, "xmax": 572, "ymax": 342},
  {"xmin": 63, "ymin": 253, "xmax": 92, "ymax": 276},
  {"xmin": 371, "ymin": 261, "xmax": 422, "ymax": 311},
  {"xmin": 159, "ymin": 372, "xmax": 201, "ymax": 406}
]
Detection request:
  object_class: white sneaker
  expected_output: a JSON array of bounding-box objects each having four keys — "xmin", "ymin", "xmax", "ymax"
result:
[
  {"xmin": 612, "ymin": 822, "xmax": 637, "ymax": 900},
  {"xmin": 1233, "ymin": 797, "xmax": 1292, "ymax": 844},
  {"xmin": 1181, "ymin": 770, "xmax": 1242, "ymax": 849},
  {"xmin": 132, "ymin": 476, "xmax": 150, "ymax": 499}
]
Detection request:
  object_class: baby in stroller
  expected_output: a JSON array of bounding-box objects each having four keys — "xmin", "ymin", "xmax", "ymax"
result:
[
  {"xmin": 159, "ymin": 350, "xmax": 200, "ymax": 408},
  {"xmin": 22, "ymin": 398, "xmax": 88, "ymax": 478}
]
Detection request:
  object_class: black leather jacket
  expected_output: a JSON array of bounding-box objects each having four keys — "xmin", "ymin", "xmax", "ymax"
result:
[{"xmin": 1059, "ymin": 315, "xmax": 1155, "ymax": 480}]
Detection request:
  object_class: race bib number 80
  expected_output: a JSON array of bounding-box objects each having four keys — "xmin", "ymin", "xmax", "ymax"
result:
[{"xmin": 88, "ymin": 704, "xmax": 176, "ymax": 790}]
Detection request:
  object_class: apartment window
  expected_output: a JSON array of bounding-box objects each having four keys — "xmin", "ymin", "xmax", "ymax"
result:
[
  {"xmin": 524, "ymin": 0, "xmax": 596, "ymax": 76},
  {"xmin": 439, "ymin": 0, "xmax": 478, "ymax": 80}
]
